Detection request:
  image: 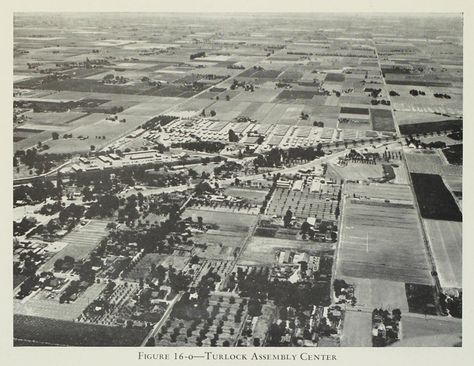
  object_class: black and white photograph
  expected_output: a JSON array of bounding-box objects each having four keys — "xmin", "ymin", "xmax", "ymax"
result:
[{"xmin": 7, "ymin": 1, "xmax": 467, "ymax": 355}]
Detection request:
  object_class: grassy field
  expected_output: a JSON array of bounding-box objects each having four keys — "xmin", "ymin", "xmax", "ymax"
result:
[
  {"xmin": 14, "ymin": 314, "xmax": 148, "ymax": 346},
  {"xmin": 424, "ymin": 219, "xmax": 462, "ymax": 289},
  {"xmin": 341, "ymin": 311, "xmax": 372, "ymax": 347},
  {"xmin": 327, "ymin": 162, "xmax": 383, "ymax": 182},
  {"xmin": 394, "ymin": 315, "xmax": 462, "ymax": 346},
  {"xmin": 405, "ymin": 150, "xmax": 462, "ymax": 179},
  {"xmin": 337, "ymin": 184, "xmax": 432, "ymax": 285},
  {"xmin": 371, "ymin": 108, "xmax": 395, "ymax": 132}
]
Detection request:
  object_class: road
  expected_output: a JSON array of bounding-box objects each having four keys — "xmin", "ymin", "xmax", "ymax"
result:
[
  {"xmin": 120, "ymin": 147, "xmax": 351, "ymax": 200},
  {"xmin": 140, "ymin": 292, "xmax": 183, "ymax": 346},
  {"xmin": 374, "ymin": 44, "xmax": 443, "ymax": 312}
]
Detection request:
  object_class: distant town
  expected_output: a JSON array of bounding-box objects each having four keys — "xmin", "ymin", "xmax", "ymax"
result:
[{"xmin": 13, "ymin": 12, "xmax": 462, "ymax": 347}]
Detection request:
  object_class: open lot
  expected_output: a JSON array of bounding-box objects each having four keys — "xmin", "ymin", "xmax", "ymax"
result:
[
  {"xmin": 223, "ymin": 187, "xmax": 268, "ymax": 204},
  {"xmin": 14, "ymin": 283, "xmax": 106, "ymax": 321}
]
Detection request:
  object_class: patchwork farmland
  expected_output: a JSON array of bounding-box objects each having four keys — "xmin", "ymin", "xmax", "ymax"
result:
[{"xmin": 12, "ymin": 12, "xmax": 462, "ymax": 348}]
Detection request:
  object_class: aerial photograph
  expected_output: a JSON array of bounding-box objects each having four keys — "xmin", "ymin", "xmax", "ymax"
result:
[{"xmin": 12, "ymin": 12, "xmax": 462, "ymax": 347}]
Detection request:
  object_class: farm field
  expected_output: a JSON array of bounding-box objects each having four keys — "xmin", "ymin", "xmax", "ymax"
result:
[
  {"xmin": 14, "ymin": 314, "xmax": 148, "ymax": 346},
  {"xmin": 340, "ymin": 311, "xmax": 372, "ymax": 347},
  {"xmin": 411, "ymin": 173, "xmax": 462, "ymax": 221},
  {"xmin": 394, "ymin": 111, "xmax": 459, "ymax": 126},
  {"xmin": 43, "ymin": 115, "xmax": 147, "ymax": 154},
  {"xmin": 371, "ymin": 108, "xmax": 395, "ymax": 132},
  {"xmin": 21, "ymin": 111, "xmax": 88, "ymax": 126},
  {"xmin": 394, "ymin": 315, "xmax": 462, "ymax": 346},
  {"xmin": 336, "ymin": 183, "xmax": 432, "ymax": 285},
  {"xmin": 424, "ymin": 219, "xmax": 462, "ymax": 289},
  {"xmin": 398, "ymin": 119, "xmax": 462, "ymax": 136},
  {"xmin": 405, "ymin": 150, "xmax": 462, "ymax": 177}
]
